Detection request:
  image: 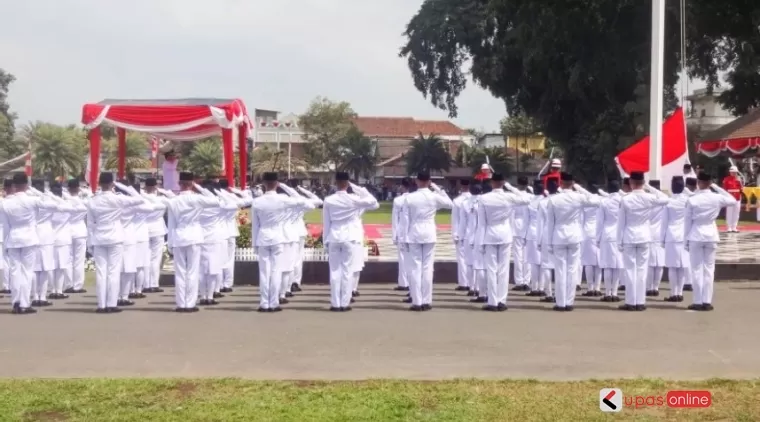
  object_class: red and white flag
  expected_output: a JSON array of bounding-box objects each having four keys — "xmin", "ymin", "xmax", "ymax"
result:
[
  {"xmin": 24, "ymin": 151, "xmax": 32, "ymax": 178},
  {"xmin": 615, "ymin": 107, "xmax": 688, "ymax": 183},
  {"xmin": 149, "ymin": 135, "xmax": 160, "ymax": 159}
]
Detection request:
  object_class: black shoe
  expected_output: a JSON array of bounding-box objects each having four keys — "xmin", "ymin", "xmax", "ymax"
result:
[
  {"xmin": 466, "ymin": 290, "xmax": 478, "ymax": 297},
  {"xmin": 582, "ymin": 291, "xmax": 595, "ymax": 297},
  {"xmin": 63, "ymin": 287, "xmax": 75, "ymax": 294},
  {"xmin": 687, "ymin": 304, "xmax": 704, "ymax": 311},
  {"xmin": 575, "ymin": 285, "xmax": 581, "ymax": 291},
  {"xmin": 257, "ymin": 307, "xmax": 269, "ymax": 313},
  {"xmin": 409, "ymin": 305, "xmax": 423, "ymax": 312},
  {"xmin": 207, "ymin": 299, "xmax": 219, "ymax": 306},
  {"xmin": 526, "ymin": 291, "xmax": 538, "ymax": 297},
  {"xmin": 220, "ymin": 287, "xmax": 234, "ymax": 293},
  {"xmin": 285, "ymin": 292, "xmax": 294, "ymax": 298},
  {"xmin": 186, "ymin": 307, "xmax": 200, "ymax": 313},
  {"xmin": 683, "ymin": 285, "xmax": 693, "ymax": 292},
  {"xmin": 128, "ymin": 293, "xmax": 141, "ymax": 299},
  {"xmin": 175, "ymin": 307, "xmax": 187, "ymax": 313},
  {"xmin": 537, "ymin": 291, "xmax": 547, "ymax": 297},
  {"xmin": 117, "ymin": 300, "xmax": 134, "ymax": 307},
  {"xmin": 37, "ymin": 300, "xmax": 53, "ymax": 307},
  {"xmin": 271, "ymin": 307, "xmax": 283, "ymax": 312},
  {"xmin": 565, "ymin": 306, "xmax": 574, "ymax": 312},
  {"xmin": 0, "ymin": 289, "xmax": 11, "ymax": 294},
  {"xmin": 511, "ymin": 285, "xmax": 524, "ymax": 292},
  {"xmin": 134, "ymin": 293, "xmax": 147, "ymax": 299},
  {"xmin": 652, "ymin": 290, "xmax": 660, "ymax": 297},
  {"xmin": 594, "ymin": 291, "xmax": 604, "ymax": 297},
  {"xmin": 619, "ymin": 285, "xmax": 626, "ymax": 291},
  {"xmin": 645, "ymin": 290, "xmax": 653, "ymax": 297},
  {"xmin": 455, "ymin": 286, "xmax": 469, "ymax": 291},
  {"xmin": 330, "ymin": 307, "xmax": 342, "ymax": 312},
  {"xmin": 634, "ymin": 305, "xmax": 646, "ymax": 311},
  {"xmin": 393, "ymin": 286, "xmax": 409, "ymax": 291},
  {"xmin": 618, "ymin": 304, "xmax": 636, "ymax": 311},
  {"xmin": 154, "ymin": 288, "xmax": 165, "ymax": 293},
  {"xmin": 402, "ymin": 297, "xmax": 412, "ymax": 303},
  {"xmin": 199, "ymin": 299, "xmax": 210, "ymax": 306},
  {"xmin": 350, "ymin": 297, "xmax": 356, "ymax": 304},
  {"xmin": 343, "ymin": 307, "xmax": 353, "ymax": 312},
  {"xmin": 279, "ymin": 298, "xmax": 289, "ymax": 305},
  {"xmin": 482, "ymin": 305, "xmax": 498, "ymax": 312},
  {"xmin": 664, "ymin": 296, "xmax": 678, "ymax": 302},
  {"xmin": 290, "ymin": 284, "xmax": 302, "ymax": 293},
  {"xmin": 213, "ymin": 292, "xmax": 224, "ymax": 299},
  {"xmin": 676, "ymin": 296, "xmax": 684, "ymax": 302},
  {"xmin": 352, "ymin": 291, "xmax": 360, "ymax": 297},
  {"xmin": 20, "ymin": 307, "xmax": 37, "ymax": 314},
  {"xmin": 421, "ymin": 304, "xmax": 432, "ymax": 311},
  {"xmin": 611, "ymin": 296, "xmax": 621, "ymax": 302},
  {"xmin": 497, "ymin": 303, "xmax": 508, "ymax": 312},
  {"xmin": 96, "ymin": 308, "xmax": 109, "ymax": 314},
  {"xmin": 540, "ymin": 296, "xmax": 556, "ymax": 303},
  {"xmin": 107, "ymin": 307, "xmax": 122, "ymax": 313},
  {"xmin": 553, "ymin": 306, "xmax": 566, "ymax": 312},
  {"xmin": 470, "ymin": 297, "xmax": 487, "ymax": 303},
  {"xmin": 702, "ymin": 303, "xmax": 714, "ymax": 311}
]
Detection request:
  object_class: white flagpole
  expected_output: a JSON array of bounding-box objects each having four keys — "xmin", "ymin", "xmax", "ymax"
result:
[{"xmin": 648, "ymin": 0, "xmax": 666, "ymax": 182}]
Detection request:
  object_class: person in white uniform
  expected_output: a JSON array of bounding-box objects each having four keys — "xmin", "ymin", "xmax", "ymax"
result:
[
  {"xmin": 681, "ymin": 177, "xmax": 697, "ymax": 293},
  {"xmin": 683, "ymin": 163, "xmax": 697, "ymax": 180},
  {"xmin": 536, "ymin": 179, "xmax": 558, "ymax": 302},
  {"xmin": 347, "ymin": 181, "xmax": 371, "ymax": 299},
  {"xmin": 140, "ymin": 178, "xmax": 169, "ymax": 294},
  {"xmin": 392, "ymin": 179, "xmax": 412, "ymax": 292},
  {"xmin": 684, "ymin": 172, "xmax": 737, "ymax": 311},
  {"xmin": 596, "ymin": 180, "xmax": 624, "ymax": 302},
  {"xmin": 113, "ymin": 181, "xmax": 155, "ymax": 307},
  {"xmin": 451, "ymin": 179, "xmax": 472, "ymax": 292},
  {"xmin": 276, "ymin": 182, "xmax": 316, "ymax": 302},
  {"xmin": 216, "ymin": 181, "xmax": 254, "ymax": 293},
  {"xmin": 464, "ymin": 184, "xmax": 486, "ymax": 301},
  {"xmin": 474, "ymin": 173, "xmax": 531, "ymax": 311},
  {"xmin": 401, "ymin": 172, "xmax": 454, "ymax": 311},
  {"xmin": 293, "ymin": 185, "xmax": 322, "ymax": 292},
  {"xmin": 525, "ymin": 180, "xmax": 546, "ymax": 297},
  {"xmin": 545, "ymin": 173, "xmax": 601, "ymax": 311},
  {"xmin": 166, "ymin": 171, "xmax": 221, "ymax": 313},
  {"xmin": 661, "ymin": 176, "xmax": 690, "ymax": 303},
  {"xmin": 63, "ymin": 179, "xmax": 89, "ymax": 294},
  {"xmin": 0, "ymin": 178, "xmax": 12, "ymax": 295},
  {"xmin": 645, "ymin": 182, "xmax": 670, "ymax": 297},
  {"xmin": 323, "ymin": 172, "xmax": 379, "ymax": 311},
  {"xmin": 460, "ymin": 183, "xmax": 481, "ymax": 298},
  {"xmin": 616, "ymin": 171, "xmax": 670, "ymax": 311},
  {"xmin": 504, "ymin": 177, "xmax": 532, "ymax": 292},
  {"xmin": 47, "ymin": 182, "xmax": 84, "ymax": 300},
  {"xmin": 575, "ymin": 183, "xmax": 606, "ymax": 297},
  {"xmin": 86, "ymin": 172, "xmax": 146, "ymax": 313},
  {"xmin": 251, "ymin": 172, "xmax": 311, "ymax": 312}
]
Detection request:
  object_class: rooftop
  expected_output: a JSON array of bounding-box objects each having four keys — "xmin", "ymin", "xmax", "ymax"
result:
[
  {"xmin": 700, "ymin": 108, "xmax": 760, "ymax": 142},
  {"xmin": 353, "ymin": 116, "xmax": 466, "ymax": 138}
]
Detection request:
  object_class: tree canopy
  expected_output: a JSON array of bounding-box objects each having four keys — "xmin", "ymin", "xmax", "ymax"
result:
[
  {"xmin": 405, "ymin": 133, "xmax": 452, "ymax": 175},
  {"xmin": 400, "ymin": 0, "xmax": 760, "ymax": 180},
  {"xmin": 300, "ymin": 96, "xmax": 358, "ymax": 171}
]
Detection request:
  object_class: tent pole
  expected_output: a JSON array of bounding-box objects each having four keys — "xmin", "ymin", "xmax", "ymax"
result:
[
  {"xmin": 648, "ymin": 0, "xmax": 666, "ymax": 182},
  {"xmin": 222, "ymin": 128, "xmax": 235, "ymax": 187},
  {"xmin": 88, "ymin": 127, "xmax": 101, "ymax": 193},
  {"xmin": 117, "ymin": 128, "xmax": 126, "ymax": 180},
  {"xmin": 238, "ymin": 124, "xmax": 248, "ymax": 189}
]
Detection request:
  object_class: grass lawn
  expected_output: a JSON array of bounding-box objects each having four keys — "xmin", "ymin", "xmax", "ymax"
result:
[
  {"xmin": 0, "ymin": 379, "xmax": 756, "ymax": 421},
  {"xmin": 304, "ymin": 202, "xmax": 452, "ymax": 225}
]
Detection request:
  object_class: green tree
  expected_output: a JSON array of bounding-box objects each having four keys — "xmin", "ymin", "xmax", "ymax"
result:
[
  {"xmin": 183, "ymin": 139, "xmax": 223, "ymax": 178},
  {"xmin": 103, "ymin": 132, "xmax": 151, "ymax": 175},
  {"xmin": 404, "ymin": 133, "xmax": 452, "ymax": 175},
  {"xmin": 20, "ymin": 122, "xmax": 87, "ymax": 180},
  {"xmin": 300, "ymin": 96, "xmax": 357, "ymax": 171},
  {"xmin": 468, "ymin": 146, "xmax": 513, "ymax": 176},
  {"xmin": 0, "ymin": 69, "xmax": 18, "ymax": 160},
  {"xmin": 249, "ymin": 144, "xmax": 310, "ymax": 177},
  {"xmin": 398, "ymin": 0, "xmax": 738, "ymax": 180},
  {"xmin": 337, "ymin": 126, "xmax": 379, "ymax": 180}
]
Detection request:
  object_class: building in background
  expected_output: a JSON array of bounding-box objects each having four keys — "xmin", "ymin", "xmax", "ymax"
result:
[
  {"xmin": 478, "ymin": 133, "xmax": 507, "ymax": 149},
  {"xmin": 686, "ymin": 88, "xmax": 737, "ymax": 132}
]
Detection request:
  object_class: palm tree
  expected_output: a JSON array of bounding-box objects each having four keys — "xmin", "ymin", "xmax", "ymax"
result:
[
  {"xmin": 250, "ymin": 144, "xmax": 310, "ymax": 177},
  {"xmin": 337, "ymin": 126, "xmax": 378, "ymax": 180},
  {"xmin": 404, "ymin": 133, "xmax": 451, "ymax": 175},
  {"xmin": 20, "ymin": 122, "xmax": 87, "ymax": 180},
  {"xmin": 184, "ymin": 139, "xmax": 223, "ymax": 178},
  {"xmin": 103, "ymin": 132, "xmax": 151, "ymax": 176}
]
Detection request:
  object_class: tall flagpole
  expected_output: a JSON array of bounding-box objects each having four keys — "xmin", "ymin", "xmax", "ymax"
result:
[{"xmin": 648, "ymin": 0, "xmax": 666, "ymax": 182}]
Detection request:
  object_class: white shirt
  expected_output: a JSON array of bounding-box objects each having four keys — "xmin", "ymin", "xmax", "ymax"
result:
[
  {"xmin": 391, "ymin": 192, "xmax": 408, "ymax": 243},
  {"xmin": 0, "ymin": 191, "xmax": 63, "ymax": 248},
  {"xmin": 451, "ymin": 191, "xmax": 471, "ymax": 242},
  {"xmin": 474, "ymin": 190, "xmax": 531, "ymax": 245},
  {"xmin": 251, "ymin": 191, "xmax": 311, "ymax": 247},
  {"xmin": 166, "ymin": 191, "xmax": 220, "ymax": 248},
  {"xmin": 86, "ymin": 191, "xmax": 146, "ymax": 246},
  {"xmin": 322, "ymin": 190, "xmax": 379, "ymax": 245},
  {"xmin": 141, "ymin": 192, "xmax": 169, "ymax": 238},
  {"xmin": 684, "ymin": 185, "xmax": 737, "ymax": 243},
  {"xmin": 504, "ymin": 185, "xmax": 532, "ymax": 239},
  {"xmin": 35, "ymin": 192, "xmax": 72, "ymax": 246},
  {"xmin": 525, "ymin": 195, "xmax": 543, "ymax": 242},
  {"xmin": 536, "ymin": 196, "xmax": 553, "ymax": 248},
  {"xmin": 218, "ymin": 189, "xmax": 253, "ymax": 239},
  {"xmin": 65, "ymin": 194, "xmax": 89, "ymax": 239},
  {"xmin": 545, "ymin": 190, "xmax": 601, "ymax": 245},
  {"xmin": 402, "ymin": 187, "xmax": 454, "ymax": 244},
  {"xmin": 51, "ymin": 197, "xmax": 76, "ymax": 246},
  {"xmin": 617, "ymin": 188, "xmax": 670, "ymax": 245},
  {"xmin": 278, "ymin": 185, "xmax": 316, "ymax": 242},
  {"xmin": 198, "ymin": 193, "xmax": 239, "ymax": 244},
  {"xmin": 595, "ymin": 192, "xmax": 623, "ymax": 243},
  {"xmin": 464, "ymin": 195, "xmax": 480, "ymax": 246},
  {"xmin": 661, "ymin": 192, "xmax": 689, "ymax": 243},
  {"xmin": 162, "ymin": 160, "xmax": 179, "ymax": 191}
]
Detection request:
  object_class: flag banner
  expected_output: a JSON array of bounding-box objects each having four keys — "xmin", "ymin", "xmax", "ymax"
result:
[{"xmin": 615, "ymin": 107, "xmax": 688, "ymax": 184}]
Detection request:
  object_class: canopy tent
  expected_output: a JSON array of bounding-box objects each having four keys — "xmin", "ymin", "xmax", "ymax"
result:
[
  {"xmin": 81, "ymin": 98, "xmax": 252, "ymax": 192},
  {"xmin": 696, "ymin": 108, "xmax": 760, "ymax": 157}
]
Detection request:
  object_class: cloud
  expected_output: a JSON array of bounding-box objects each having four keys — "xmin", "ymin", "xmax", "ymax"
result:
[{"xmin": 0, "ymin": 0, "xmax": 506, "ymax": 132}]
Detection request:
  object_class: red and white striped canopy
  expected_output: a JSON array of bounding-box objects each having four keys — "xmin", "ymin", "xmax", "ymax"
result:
[{"xmin": 81, "ymin": 98, "xmax": 252, "ymax": 140}]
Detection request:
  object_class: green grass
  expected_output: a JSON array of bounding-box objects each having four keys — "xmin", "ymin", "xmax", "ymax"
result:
[
  {"xmin": 0, "ymin": 379, "xmax": 756, "ymax": 421},
  {"xmin": 303, "ymin": 202, "xmax": 452, "ymax": 225}
]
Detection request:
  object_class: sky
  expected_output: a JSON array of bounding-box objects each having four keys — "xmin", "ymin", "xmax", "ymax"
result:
[{"xmin": 0, "ymin": 0, "xmax": 508, "ymax": 133}]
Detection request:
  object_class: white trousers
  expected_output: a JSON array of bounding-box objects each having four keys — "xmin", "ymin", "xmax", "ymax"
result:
[
  {"xmin": 623, "ymin": 244, "xmax": 650, "ymax": 306},
  {"xmin": 529, "ymin": 263, "xmax": 541, "ymax": 291},
  {"xmin": 484, "ymin": 243, "xmax": 511, "ymax": 306},
  {"xmin": 120, "ymin": 273, "xmax": 135, "ymax": 300},
  {"xmin": 280, "ymin": 242, "xmax": 295, "ymax": 298},
  {"xmin": 33, "ymin": 271, "xmax": 52, "ymax": 302},
  {"xmin": 725, "ymin": 200, "xmax": 741, "ymax": 231},
  {"xmin": 8, "ymin": 247, "xmax": 36, "ymax": 308},
  {"xmin": 668, "ymin": 267, "xmax": 687, "ymax": 296},
  {"xmin": 328, "ymin": 243, "xmax": 354, "ymax": 308},
  {"xmin": 408, "ymin": 243, "xmax": 435, "ymax": 306},
  {"xmin": 200, "ymin": 273, "xmax": 219, "ymax": 300},
  {"xmin": 551, "ymin": 243, "xmax": 581, "ymax": 307},
  {"xmin": 69, "ymin": 238, "xmax": 87, "ymax": 290},
  {"xmin": 93, "ymin": 244, "xmax": 124, "ymax": 309},
  {"xmin": 173, "ymin": 244, "xmax": 200, "ymax": 309},
  {"xmin": 603, "ymin": 268, "xmax": 621, "ymax": 296},
  {"xmin": 53, "ymin": 269, "xmax": 67, "ymax": 294},
  {"xmin": 689, "ymin": 241, "xmax": 717, "ymax": 305},
  {"xmin": 584, "ymin": 265, "xmax": 602, "ymax": 291},
  {"xmin": 397, "ymin": 245, "xmax": 409, "ymax": 288},
  {"xmin": 258, "ymin": 244, "xmax": 283, "ymax": 309},
  {"xmin": 512, "ymin": 237, "xmax": 530, "ymax": 286},
  {"xmin": 476, "ymin": 269, "xmax": 487, "ymax": 295},
  {"xmin": 222, "ymin": 237, "xmax": 236, "ymax": 289},
  {"xmin": 292, "ymin": 237, "xmax": 306, "ymax": 286},
  {"xmin": 455, "ymin": 242, "xmax": 467, "ymax": 287},
  {"xmin": 646, "ymin": 266, "xmax": 664, "ymax": 292},
  {"xmin": 147, "ymin": 236, "xmax": 164, "ymax": 289}
]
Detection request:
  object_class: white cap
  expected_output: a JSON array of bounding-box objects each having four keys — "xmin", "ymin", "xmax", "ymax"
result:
[
  {"xmin": 551, "ymin": 158, "xmax": 561, "ymax": 167},
  {"xmin": 480, "ymin": 163, "xmax": 490, "ymax": 170},
  {"xmin": 729, "ymin": 166, "xmax": 738, "ymax": 172}
]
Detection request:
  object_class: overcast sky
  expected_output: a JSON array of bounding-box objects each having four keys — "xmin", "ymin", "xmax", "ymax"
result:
[{"xmin": 0, "ymin": 0, "xmax": 508, "ymax": 132}]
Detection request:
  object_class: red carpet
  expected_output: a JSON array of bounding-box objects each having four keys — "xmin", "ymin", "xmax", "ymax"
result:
[{"xmin": 308, "ymin": 223, "xmax": 760, "ymax": 239}]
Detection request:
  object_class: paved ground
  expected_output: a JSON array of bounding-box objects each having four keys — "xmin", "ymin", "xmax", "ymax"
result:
[{"xmin": 1, "ymin": 283, "xmax": 758, "ymax": 380}]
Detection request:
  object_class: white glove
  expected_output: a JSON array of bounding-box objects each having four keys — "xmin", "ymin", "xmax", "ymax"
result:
[{"xmin": 684, "ymin": 242, "xmax": 689, "ymax": 252}]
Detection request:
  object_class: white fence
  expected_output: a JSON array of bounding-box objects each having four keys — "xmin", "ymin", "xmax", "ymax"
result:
[{"xmin": 235, "ymin": 247, "xmax": 370, "ymax": 262}]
